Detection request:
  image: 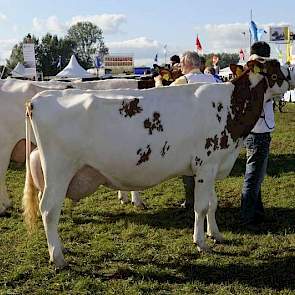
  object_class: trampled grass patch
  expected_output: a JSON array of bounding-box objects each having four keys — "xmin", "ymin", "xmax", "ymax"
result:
[{"xmin": 1, "ymin": 104, "xmax": 295, "ymax": 294}]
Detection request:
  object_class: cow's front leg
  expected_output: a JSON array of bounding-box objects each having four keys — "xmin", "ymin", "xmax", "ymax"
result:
[
  {"xmin": 0, "ymin": 151, "xmax": 12, "ymax": 215},
  {"xmin": 131, "ymin": 191, "xmax": 146, "ymax": 209},
  {"xmin": 193, "ymin": 165, "xmax": 218, "ymax": 252},
  {"xmin": 206, "ymin": 189, "xmax": 224, "ymax": 243}
]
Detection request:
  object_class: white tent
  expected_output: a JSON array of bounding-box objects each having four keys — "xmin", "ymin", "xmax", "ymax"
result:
[
  {"xmin": 56, "ymin": 55, "xmax": 94, "ymax": 78},
  {"xmin": 219, "ymin": 67, "xmax": 233, "ymax": 79},
  {"xmin": 11, "ymin": 62, "xmax": 26, "ymax": 78}
]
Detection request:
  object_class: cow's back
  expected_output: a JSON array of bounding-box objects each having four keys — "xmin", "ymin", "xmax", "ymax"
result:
[{"xmin": 30, "ymin": 83, "xmax": 234, "ymax": 189}]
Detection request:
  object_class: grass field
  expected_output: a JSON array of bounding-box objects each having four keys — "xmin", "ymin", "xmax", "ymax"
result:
[{"xmin": 1, "ymin": 103, "xmax": 295, "ymax": 295}]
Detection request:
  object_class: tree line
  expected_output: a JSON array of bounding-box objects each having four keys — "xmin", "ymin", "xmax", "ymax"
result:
[
  {"xmin": 6, "ymin": 22, "xmax": 109, "ymax": 77},
  {"xmin": 5, "ymin": 21, "xmax": 239, "ymax": 78}
]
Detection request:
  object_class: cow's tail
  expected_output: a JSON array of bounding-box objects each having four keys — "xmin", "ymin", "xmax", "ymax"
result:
[{"xmin": 23, "ymin": 101, "xmax": 39, "ymax": 232}]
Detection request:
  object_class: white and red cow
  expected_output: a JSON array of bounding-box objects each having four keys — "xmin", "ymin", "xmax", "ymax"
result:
[
  {"xmin": 0, "ymin": 78, "xmax": 148, "ymax": 216},
  {"xmin": 0, "ymin": 79, "xmax": 50, "ymax": 215},
  {"xmin": 23, "ymin": 59, "xmax": 294, "ymax": 267}
]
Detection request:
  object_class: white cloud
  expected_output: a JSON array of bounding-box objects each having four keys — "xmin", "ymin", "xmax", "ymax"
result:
[
  {"xmin": 32, "ymin": 16, "xmax": 66, "ymax": 34},
  {"xmin": 194, "ymin": 22, "xmax": 295, "ymax": 55},
  {"xmin": 106, "ymin": 37, "xmax": 166, "ymax": 66},
  {"xmin": 0, "ymin": 12, "xmax": 7, "ymax": 22},
  {"xmin": 0, "ymin": 39, "xmax": 18, "ymax": 64},
  {"xmin": 195, "ymin": 23, "xmax": 253, "ymax": 54},
  {"xmin": 68, "ymin": 14, "xmax": 127, "ymax": 34},
  {"xmin": 108, "ymin": 37, "xmax": 160, "ymax": 49},
  {"xmin": 32, "ymin": 14, "xmax": 127, "ymax": 36}
]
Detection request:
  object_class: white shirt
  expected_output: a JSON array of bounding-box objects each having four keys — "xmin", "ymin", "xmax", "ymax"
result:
[{"xmin": 251, "ymin": 99, "xmax": 275, "ymax": 133}]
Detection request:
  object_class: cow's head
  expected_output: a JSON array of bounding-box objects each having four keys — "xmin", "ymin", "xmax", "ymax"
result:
[{"xmin": 246, "ymin": 57, "xmax": 291, "ymax": 101}]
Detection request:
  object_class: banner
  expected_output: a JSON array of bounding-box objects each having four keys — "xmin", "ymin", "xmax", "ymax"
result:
[
  {"xmin": 269, "ymin": 26, "xmax": 289, "ymax": 42},
  {"xmin": 23, "ymin": 43, "xmax": 37, "ymax": 79}
]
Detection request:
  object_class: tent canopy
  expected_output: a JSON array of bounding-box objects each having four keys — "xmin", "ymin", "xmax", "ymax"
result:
[
  {"xmin": 56, "ymin": 55, "xmax": 94, "ymax": 78},
  {"xmin": 11, "ymin": 62, "xmax": 26, "ymax": 77}
]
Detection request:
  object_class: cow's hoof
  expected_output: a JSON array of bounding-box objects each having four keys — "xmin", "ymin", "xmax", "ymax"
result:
[
  {"xmin": 120, "ymin": 199, "xmax": 129, "ymax": 205},
  {"xmin": 50, "ymin": 255, "xmax": 67, "ymax": 269},
  {"xmin": 131, "ymin": 201, "xmax": 147, "ymax": 209},
  {"xmin": 194, "ymin": 242, "xmax": 212, "ymax": 253},
  {"xmin": 0, "ymin": 207, "xmax": 8, "ymax": 217},
  {"xmin": 118, "ymin": 192, "xmax": 129, "ymax": 205},
  {"xmin": 207, "ymin": 233, "xmax": 224, "ymax": 244}
]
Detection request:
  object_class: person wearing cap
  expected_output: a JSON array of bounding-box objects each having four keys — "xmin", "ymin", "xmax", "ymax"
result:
[
  {"xmin": 240, "ymin": 41, "xmax": 274, "ymax": 226},
  {"xmin": 154, "ymin": 51, "xmax": 216, "ymax": 208}
]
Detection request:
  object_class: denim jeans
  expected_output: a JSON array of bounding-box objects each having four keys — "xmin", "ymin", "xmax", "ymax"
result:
[{"xmin": 240, "ymin": 132, "xmax": 271, "ymax": 224}]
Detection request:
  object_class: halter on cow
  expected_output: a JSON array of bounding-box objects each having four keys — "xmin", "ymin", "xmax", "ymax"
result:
[{"xmin": 23, "ymin": 59, "xmax": 294, "ymax": 267}]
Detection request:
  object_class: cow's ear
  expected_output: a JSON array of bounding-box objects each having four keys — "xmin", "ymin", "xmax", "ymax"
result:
[
  {"xmin": 247, "ymin": 60, "xmax": 263, "ymax": 74},
  {"xmin": 230, "ymin": 64, "xmax": 244, "ymax": 77}
]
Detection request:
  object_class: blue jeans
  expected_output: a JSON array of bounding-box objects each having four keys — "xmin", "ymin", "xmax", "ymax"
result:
[{"xmin": 240, "ymin": 132, "xmax": 271, "ymax": 224}]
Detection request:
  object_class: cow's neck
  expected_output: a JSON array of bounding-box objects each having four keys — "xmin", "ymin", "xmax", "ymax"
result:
[{"xmin": 226, "ymin": 71, "xmax": 267, "ymax": 141}]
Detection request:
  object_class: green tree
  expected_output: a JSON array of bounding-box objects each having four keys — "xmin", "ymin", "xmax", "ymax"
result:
[
  {"xmin": 36, "ymin": 33, "xmax": 76, "ymax": 76},
  {"xmin": 66, "ymin": 22, "xmax": 109, "ymax": 69}
]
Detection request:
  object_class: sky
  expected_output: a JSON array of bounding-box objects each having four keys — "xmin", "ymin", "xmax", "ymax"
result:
[{"xmin": 0, "ymin": 0, "xmax": 294, "ymax": 66}]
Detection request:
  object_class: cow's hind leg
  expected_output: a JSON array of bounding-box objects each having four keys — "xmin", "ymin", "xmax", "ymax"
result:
[
  {"xmin": 193, "ymin": 165, "xmax": 218, "ymax": 252},
  {"xmin": 206, "ymin": 189, "xmax": 224, "ymax": 243},
  {"xmin": 131, "ymin": 191, "xmax": 146, "ymax": 209},
  {"xmin": 40, "ymin": 160, "xmax": 76, "ymax": 268},
  {"xmin": 118, "ymin": 191, "xmax": 129, "ymax": 204}
]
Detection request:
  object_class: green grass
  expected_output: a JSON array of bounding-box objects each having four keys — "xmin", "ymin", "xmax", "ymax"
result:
[{"xmin": 1, "ymin": 104, "xmax": 295, "ymax": 295}]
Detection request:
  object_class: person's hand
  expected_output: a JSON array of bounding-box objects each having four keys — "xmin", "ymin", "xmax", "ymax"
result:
[{"xmin": 154, "ymin": 75, "xmax": 162, "ymax": 83}]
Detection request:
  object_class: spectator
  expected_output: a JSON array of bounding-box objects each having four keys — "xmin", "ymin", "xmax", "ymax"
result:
[
  {"xmin": 198, "ymin": 55, "xmax": 206, "ymax": 73},
  {"xmin": 170, "ymin": 54, "xmax": 180, "ymax": 67},
  {"xmin": 240, "ymin": 41, "xmax": 273, "ymax": 226},
  {"xmin": 154, "ymin": 51, "xmax": 216, "ymax": 208},
  {"xmin": 204, "ymin": 66, "xmax": 222, "ymax": 82}
]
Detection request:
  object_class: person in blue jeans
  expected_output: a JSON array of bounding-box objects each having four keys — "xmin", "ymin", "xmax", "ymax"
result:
[{"xmin": 240, "ymin": 41, "xmax": 273, "ymax": 225}]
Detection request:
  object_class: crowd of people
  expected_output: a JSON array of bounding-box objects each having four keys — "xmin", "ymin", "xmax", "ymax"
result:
[{"xmin": 153, "ymin": 41, "xmax": 274, "ymax": 229}]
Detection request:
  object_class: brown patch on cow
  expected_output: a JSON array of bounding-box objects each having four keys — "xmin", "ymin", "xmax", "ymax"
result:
[
  {"xmin": 136, "ymin": 145, "xmax": 152, "ymax": 166},
  {"xmin": 217, "ymin": 103, "xmax": 223, "ymax": 112},
  {"xmin": 195, "ymin": 156, "xmax": 203, "ymax": 166},
  {"xmin": 160, "ymin": 141, "xmax": 170, "ymax": 157},
  {"xmin": 119, "ymin": 98, "xmax": 143, "ymax": 118},
  {"xmin": 216, "ymin": 114, "xmax": 221, "ymax": 123},
  {"xmin": 198, "ymin": 179, "xmax": 204, "ymax": 183},
  {"xmin": 226, "ymin": 68, "xmax": 268, "ymax": 141},
  {"xmin": 219, "ymin": 130, "xmax": 229, "ymax": 149},
  {"xmin": 263, "ymin": 59, "xmax": 288, "ymax": 88},
  {"xmin": 205, "ymin": 135, "xmax": 219, "ymax": 155},
  {"xmin": 144, "ymin": 112, "xmax": 164, "ymax": 135}
]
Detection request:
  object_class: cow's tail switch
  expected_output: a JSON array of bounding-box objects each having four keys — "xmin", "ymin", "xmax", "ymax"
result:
[{"xmin": 23, "ymin": 100, "xmax": 39, "ymax": 232}]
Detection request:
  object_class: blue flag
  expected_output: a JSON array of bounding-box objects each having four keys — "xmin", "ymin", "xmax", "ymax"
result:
[
  {"xmin": 95, "ymin": 56, "xmax": 101, "ymax": 68},
  {"xmin": 249, "ymin": 21, "xmax": 267, "ymax": 43},
  {"xmin": 249, "ymin": 21, "xmax": 258, "ymax": 43}
]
